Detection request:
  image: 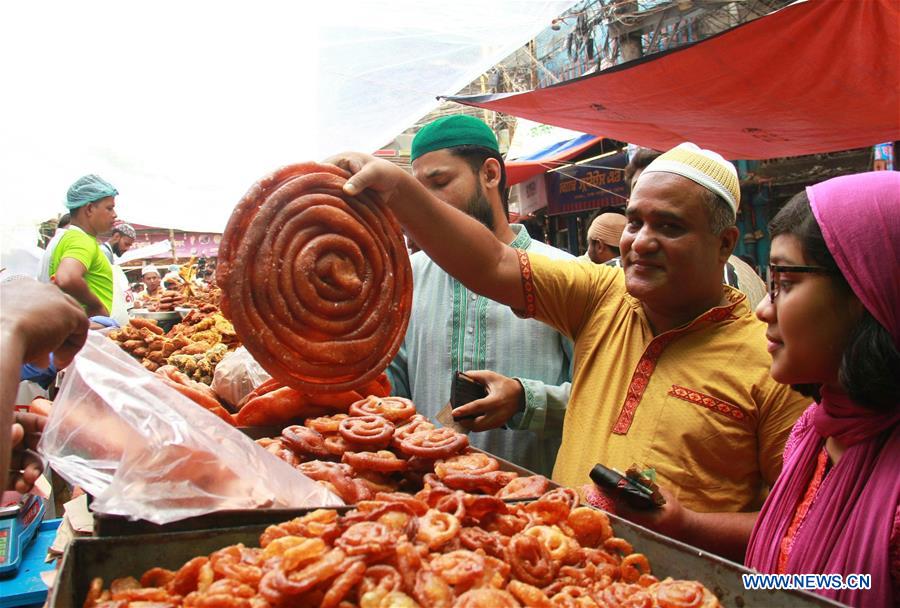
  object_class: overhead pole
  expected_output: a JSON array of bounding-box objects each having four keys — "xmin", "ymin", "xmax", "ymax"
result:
[{"xmin": 615, "ymin": 0, "xmax": 643, "ymax": 63}]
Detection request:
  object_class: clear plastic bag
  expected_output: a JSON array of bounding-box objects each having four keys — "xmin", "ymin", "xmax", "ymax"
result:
[
  {"xmin": 211, "ymin": 346, "xmax": 271, "ymax": 408},
  {"xmin": 39, "ymin": 332, "xmax": 341, "ymax": 524}
]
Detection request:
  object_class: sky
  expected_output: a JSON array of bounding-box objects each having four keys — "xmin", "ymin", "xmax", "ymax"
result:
[{"xmin": 0, "ymin": 0, "xmax": 576, "ymax": 250}]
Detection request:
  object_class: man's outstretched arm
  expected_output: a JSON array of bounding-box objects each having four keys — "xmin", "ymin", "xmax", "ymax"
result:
[{"xmin": 328, "ymin": 153, "xmax": 525, "ymax": 310}]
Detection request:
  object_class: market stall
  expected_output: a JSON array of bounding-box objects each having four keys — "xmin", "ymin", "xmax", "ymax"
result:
[{"xmin": 2, "ymin": 162, "xmax": 837, "ymax": 608}]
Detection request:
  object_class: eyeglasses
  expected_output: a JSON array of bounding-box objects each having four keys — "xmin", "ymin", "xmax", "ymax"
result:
[{"xmin": 766, "ymin": 264, "xmax": 838, "ymax": 303}]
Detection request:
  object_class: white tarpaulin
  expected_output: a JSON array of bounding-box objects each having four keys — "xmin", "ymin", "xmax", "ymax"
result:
[
  {"xmin": 0, "ymin": 1, "xmax": 576, "ymax": 247},
  {"xmin": 117, "ymin": 240, "xmax": 173, "ymax": 266}
]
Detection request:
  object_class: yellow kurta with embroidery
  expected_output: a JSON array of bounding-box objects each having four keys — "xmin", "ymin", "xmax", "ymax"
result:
[{"xmin": 518, "ymin": 253, "xmax": 808, "ymax": 513}]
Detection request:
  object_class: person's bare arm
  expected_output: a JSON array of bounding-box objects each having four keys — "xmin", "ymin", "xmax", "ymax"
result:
[
  {"xmin": 54, "ymin": 257, "xmax": 108, "ymax": 317},
  {"xmin": 8, "ymin": 413, "xmax": 46, "ymax": 493},
  {"xmin": 613, "ymin": 485, "xmax": 757, "ymax": 562},
  {"xmin": 329, "ymin": 153, "xmax": 525, "ymax": 310},
  {"xmin": 1, "ymin": 279, "xmax": 89, "ymax": 489}
]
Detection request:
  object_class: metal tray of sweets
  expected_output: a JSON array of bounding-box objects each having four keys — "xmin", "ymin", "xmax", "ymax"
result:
[
  {"xmin": 603, "ymin": 511, "xmax": 843, "ymax": 607},
  {"xmin": 92, "ymin": 441, "xmax": 557, "ymax": 537},
  {"xmin": 53, "ymin": 511, "xmax": 840, "ymax": 608},
  {"xmin": 238, "ymin": 425, "xmax": 552, "ymax": 482}
]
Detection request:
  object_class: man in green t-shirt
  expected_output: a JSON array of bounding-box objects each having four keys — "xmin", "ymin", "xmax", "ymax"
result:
[{"xmin": 49, "ymin": 175, "xmax": 119, "ymax": 317}]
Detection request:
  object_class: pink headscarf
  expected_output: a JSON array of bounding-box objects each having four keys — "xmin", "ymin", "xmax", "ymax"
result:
[
  {"xmin": 810, "ymin": 171, "xmax": 900, "ymax": 348},
  {"xmin": 746, "ymin": 172, "xmax": 900, "ymax": 607}
]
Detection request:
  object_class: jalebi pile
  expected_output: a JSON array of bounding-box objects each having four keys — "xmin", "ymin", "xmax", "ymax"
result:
[
  {"xmin": 83, "ymin": 488, "xmax": 722, "ymax": 607},
  {"xmin": 217, "ymin": 163, "xmax": 412, "ymax": 394},
  {"xmin": 254, "ymin": 395, "xmax": 553, "ymax": 504}
]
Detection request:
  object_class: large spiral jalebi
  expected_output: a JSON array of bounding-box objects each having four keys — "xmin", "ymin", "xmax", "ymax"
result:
[{"xmin": 217, "ymin": 163, "xmax": 412, "ymax": 393}]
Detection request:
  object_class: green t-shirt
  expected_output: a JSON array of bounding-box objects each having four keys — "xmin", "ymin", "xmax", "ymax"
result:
[{"xmin": 49, "ymin": 228, "xmax": 114, "ymax": 314}]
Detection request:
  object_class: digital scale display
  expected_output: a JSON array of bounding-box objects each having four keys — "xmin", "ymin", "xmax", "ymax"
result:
[
  {"xmin": 0, "ymin": 529, "xmax": 8, "ymax": 564},
  {"xmin": 0, "ymin": 494, "xmax": 45, "ymax": 576}
]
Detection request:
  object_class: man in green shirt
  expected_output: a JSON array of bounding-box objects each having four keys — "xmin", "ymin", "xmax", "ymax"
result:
[{"xmin": 49, "ymin": 175, "xmax": 119, "ymax": 317}]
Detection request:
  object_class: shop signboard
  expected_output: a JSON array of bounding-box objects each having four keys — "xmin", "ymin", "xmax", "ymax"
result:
[
  {"xmin": 873, "ymin": 142, "xmax": 894, "ymax": 171},
  {"xmin": 513, "ymin": 174, "xmax": 549, "ymax": 216},
  {"xmin": 547, "ymin": 152, "xmax": 628, "ymax": 215},
  {"xmin": 129, "ymin": 231, "xmax": 222, "ymax": 260}
]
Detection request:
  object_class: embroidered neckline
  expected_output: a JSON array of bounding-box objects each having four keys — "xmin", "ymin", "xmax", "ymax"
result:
[{"xmin": 612, "ymin": 293, "xmax": 745, "ymax": 435}]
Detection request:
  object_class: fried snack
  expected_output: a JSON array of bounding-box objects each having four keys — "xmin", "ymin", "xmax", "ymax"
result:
[
  {"xmin": 523, "ymin": 491, "xmax": 575, "ymax": 526},
  {"xmin": 343, "ymin": 450, "xmax": 409, "ymax": 473},
  {"xmin": 397, "ymin": 427, "xmax": 469, "ymax": 459},
  {"xmin": 524, "ymin": 525, "xmax": 576, "ymax": 564},
  {"xmin": 430, "ymin": 549, "xmax": 486, "ymax": 589},
  {"xmin": 454, "ymin": 588, "xmax": 522, "ymax": 607},
  {"xmin": 413, "ymin": 569, "xmax": 455, "ymax": 607},
  {"xmin": 392, "ymin": 414, "xmax": 435, "ymax": 447},
  {"xmin": 459, "ymin": 526, "xmax": 506, "ymax": 559},
  {"xmin": 306, "ymin": 413, "xmax": 350, "ymax": 435},
  {"xmin": 507, "ymin": 533, "xmax": 558, "ymax": 588},
  {"xmin": 416, "ymin": 509, "xmax": 461, "ymax": 550},
  {"xmin": 85, "ymin": 489, "xmax": 724, "ymax": 608},
  {"xmin": 620, "ymin": 553, "xmax": 652, "ymax": 584},
  {"xmin": 109, "ymin": 311, "xmax": 237, "ymax": 383},
  {"xmin": 129, "ymin": 317, "xmax": 164, "ymax": 335},
  {"xmin": 324, "ymin": 433, "xmax": 352, "ymax": 458},
  {"xmin": 256, "ymin": 437, "xmax": 300, "ymax": 467},
  {"xmin": 651, "ymin": 577, "xmax": 721, "ymax": 608},
  {"xmin": 348, "ymin": 395, "xmax": 416, "ymax": 423},
  {"xmin": 508, "ymin": 580, "xmax": 553, "ymax": 607},
  {"xmin": 565, "ymin": 507, "xmax": 613, "ymax": 548},
  {"xmin": 235, "ymin": 374, "xmax": 391, "ymax": 427},
  {"xmin": 251, "ymin": 398, "xmax": 557, "ymax": 504},
  {"xmin": 282, "ymin": 424, "xmax": 331, "ymax": 459},
  {"xmin": 155, "ymin": 365, "xmax": 233, "ymax": 424},
  {"xmin": 236, "ymin": 387, "xmax": 332, "ymax": 427},
  {"xmin": 217, "ymin": 162, "xmax": 413, "ymax": 394},
  {"xmin": 496, "ymin": 475, "xmax": 553, "ymax": 500},
  {"xmin": 434, "ymin": 452, "xmax": 500, "ymax": 479},
  {"xmin": 339, "ymin": 415, "xmax": 396, "ymax": 449},
  {"xmin": 442, "ymin": 470, "xmax": 518, "ymax": 495}
]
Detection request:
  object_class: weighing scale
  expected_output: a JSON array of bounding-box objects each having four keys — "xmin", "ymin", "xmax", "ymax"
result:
[{"xmin": 0, "ymin": 494, "xmax": 45, "ymax": 577}]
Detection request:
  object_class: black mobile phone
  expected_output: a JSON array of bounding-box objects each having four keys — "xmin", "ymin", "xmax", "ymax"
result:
[
  {"xmin": 450, "ymin": 371, "xmax": 488, "ymax": 419},
  {"xmin": 589, "ymin": 464, "xmax": 660, "ymax": 511}
]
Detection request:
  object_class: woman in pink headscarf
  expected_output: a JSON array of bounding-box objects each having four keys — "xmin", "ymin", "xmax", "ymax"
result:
[{"xmin": 747, "ymin": 171, "xmax": 900, "ymax": 607}]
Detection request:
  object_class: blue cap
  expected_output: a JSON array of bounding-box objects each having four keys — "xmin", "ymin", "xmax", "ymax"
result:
[{"xmin": 66, "ymin": 174, "xmax": 118, "ymax": 210}]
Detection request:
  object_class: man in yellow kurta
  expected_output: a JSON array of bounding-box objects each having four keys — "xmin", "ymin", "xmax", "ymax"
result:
[
  {"xmin": 523, "ymin": 246, "xmax": 800, "ymax": 510},
  {"xmin": 327, "ymin": 142, "xmax": 807, "ymax": 561}
]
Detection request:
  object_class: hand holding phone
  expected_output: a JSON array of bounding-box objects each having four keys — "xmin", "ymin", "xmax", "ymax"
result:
[
  {"xmin": 589, "ymin": 464, "xmax": 665, "ymax": 511},
  {"xmin": 449, "ymin": 371, "xmax": 488, "ymax": 420}
]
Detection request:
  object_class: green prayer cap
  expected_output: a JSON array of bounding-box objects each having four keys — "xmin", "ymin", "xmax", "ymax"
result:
[{"xmin": 410, "ymin": 115, "xmax": 499, "ymax": 162}]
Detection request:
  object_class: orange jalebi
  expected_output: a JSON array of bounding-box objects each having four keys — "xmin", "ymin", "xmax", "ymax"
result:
[
  {"xmin": 84, "ymin": 489, "xmax": 725, "ymax": 608},
  {"xmin": 218, "ymin": 163, "xmax": 412, "ymax": 393}
]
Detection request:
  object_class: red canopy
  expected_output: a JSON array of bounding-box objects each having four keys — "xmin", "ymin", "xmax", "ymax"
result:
[{"xmin": 449, "ymin": 0, "xmax": 900, "ymax": 160}]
